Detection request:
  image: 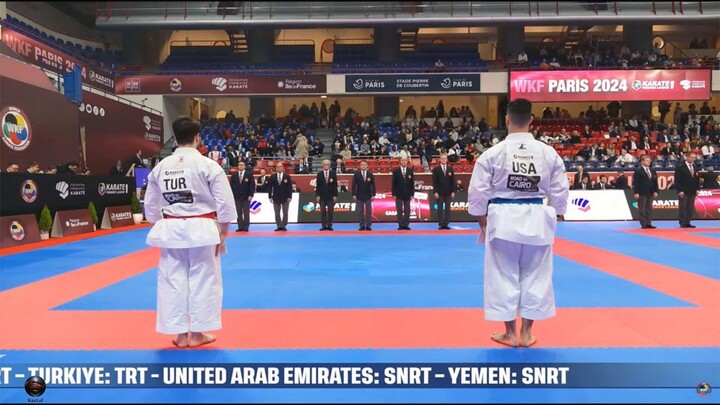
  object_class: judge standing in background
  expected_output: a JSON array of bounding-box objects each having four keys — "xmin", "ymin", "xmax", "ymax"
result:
[
  {"xmin": 674, "ymin": 152, "xmax": 700, "ymax": 228},
  {"xmin": 352, "ymin": 161, "xmax": 376, "ymax": 231},
  {"xmin": 633, "ymin": 155, "xmax": 659, "ymax": 229},
  {"xmin": 230, "ymin": 161, "xmax": 255, "ymax": 232},
  {"xmin": 315, "ymin": 159, "xmax": 338, "ymax": 231},
  {"xmin": 432, "ymin": 152, "xmax": 456, "ymax": 230},
  {"xmin": 269, "ymin": 162, "xmax": 293, "ymax": 232},
  {"xmin": 392, "ymin": 156, "xmax": 416, "ymax": 230}
]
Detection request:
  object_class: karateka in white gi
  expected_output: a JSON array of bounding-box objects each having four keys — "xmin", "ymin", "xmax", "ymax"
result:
[
  {"xmin": 468, "ymin": 98, "xmax": 569, "ymax": 348},
  {"xmin": 144, "ymin": 116, "xmax": 237, "ymax": 348}
]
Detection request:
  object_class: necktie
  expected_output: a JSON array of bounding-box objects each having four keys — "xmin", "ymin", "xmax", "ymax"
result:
[
  {"xmin": 402, "ymin": 168, "xmax": 406, "ymax": 176},
  {"xmin": 240, "ymin": 171, "xmax": 244, "ymax": 180},
  {"xmin": 689, "ymin": 164, "xmax": 694, "ymax": 176},
  {"xmin": 601, "ymin": 183, "xmax": 605, "ymax": 190},
  {"xmin": 442, "ymin": 165, "xmax": 446, "ymax": 174},
  {"xmin": 325, "ymin": 171, "xmax": 329, "ymax": 182},
  {"xmin": 278, "ymin": 174, "xmax": 281, "ymax": 183},
  {"xmin": 645, "ymin": 167, "xmax": 651, "ymax": 178},
  {"xmin": 362, "ymin": 171, "xmax": 366, "ymax": 180}
]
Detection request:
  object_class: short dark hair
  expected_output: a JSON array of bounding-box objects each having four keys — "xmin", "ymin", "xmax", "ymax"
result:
[
  {"xmin": 172, "ymin": 116, "xmax": 201, "ymax": 145},
  {"xmin": 6, "ymin": 162, "xmax": 18, "ymax": 168},
  {"xmin": 507, "ymin": 98, "xmax": 533, "ymax": 127}
]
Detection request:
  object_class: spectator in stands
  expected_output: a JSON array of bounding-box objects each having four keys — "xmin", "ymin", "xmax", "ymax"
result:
[
  {"xmin": 256, "ymin": 169, "xmax": 270, "ymax": 193},
  {"xmin": 542, "ymin": 107, "xmax": 554, "ymax": 119},
  {"xmin": 612, "ymin": 170, "xmax": 629, "ymax": 190},
  {"xmin": 518, "ymin": 51, "xmax": 529, "ymax": 66},
  {"xmin": 569, "ymin": 131, "xmax": 582, "ymax": 145},
  {"xmin": 57, "ymin": 161, "xmax": 80, "ymax": 175},
  {"xmin": 405, "ymin": 105, "xmax": 417, "ymax": 119},
  {"xmin": 340, "ymin": 145, "xmax": 352, "ymax": 161},
  {"xmin": 598, "ymin": 107, "xmax": 608, "ymax": 120},
  {"xmin": 312, "ymin": 139, "xmax": 324, "ymax": 157},
  {"xmin": 26, "ymin": 161, "xmax": 40, "ymax": 174},
  {"xmin": 334, "ymin": 158, "xmax": 346, "ymax": 174},
  {"xmin": 582, "ymin": 125, "xmax": 592, "ymax": 139},
  {"xmin": 209, "ymin": 146, "xmax": 221, "ymax": 164},
  {"xmin": 319, "ymin": 102, "xmax": 328, "ymax": 128},
  {"xmin": 624, "ymin": 136, "xmax": 638, "ymax": 151},
  {"xmin": 293, "ymin": 132, "xmax": 310, "ymax": 162},
  {"xmin": 489, "ymin": 133, "xmax": 500, "ymax": 146},
  {"xmin": 455, "ymin": 179, "xmax": 464, "ymax": 192},
  {"xmin": 227, "ymin": 146, "xmax": 240, "ymax": 167},
  {"xmin": 110, "ymin": 160, "xmax": 125, "ymax": 177},
  {"xmin": 616, "ymin": 149, "xmax": 636, "ymax": 164},
  {"xmin": 594, "ymin": 176, "xmax": 610, "ymax": 190},
  {"xmin": 398, "ymin": 145, "xmax": 411, "ymax": 160},
  {"xmin": 657, "ymin": 130, "xmax": 671, "ymax": 144},
  {"xmin": 585, "ymin": 106, "xmax": 596, "ymax": 120},
  {"xmin": 359, "ymin": 139, "xmax": 371, "ymax": 156},
  {"xmin": 549, "ymin": 57, "xmax": 561, "ymax": 68},
  {"xmin": 604, "ymin": 101, "xmax": 621, "ymax": 119},
  {"xmin": 573, "ymin": 165, "xmax": 591, "ymax": 190},
  {"xmin": 600, "ymin": 143, "xmax": 615, "ymax": 161},
  {"xmin": 700, "ymin": 102, "xmax": 712, "ymax": 115},
  {"xmin": 640, "ymin": 136, "xmax": 652, "ymax": 151},
  {"xmin": 131, "ymin": 150, "xmax": 145, "ymax": 168},
  {"xmin": 225, "ymin": 110, "xmax": 236, "ymax": 123},
  {"xmin": 662, "ymin": 142, "xmax": 681, "ymax": 159},
  {"xmin": 701, "ymin": 142, "xmax": 715, "ymax": 157},
  {"xmin": 703, "ymin": 167, "xmax": 720, "ymax": 189},
  {"xmin": 437, "ymin": 100, "xmax": 446, "ymax": 119},
  {"xmin": 673, "ymin": 103, "xmax": 683, "ymax": 125},
  {"xmin": 577, "ymin": 176, "xmax": 591, "ymax": 190},
  {"xmin": 435, "ymin": 59, "xmax": 445, "ymax": 72},
  {"xmin": 45, "ymin": 166, "xmax": 57, "ymax": 175},
  {"xmin": 539, "ymin": 58, "xmax": 550, "ymax": 70},
  {"xmin": 658, "ymin": 101, "xmax": 671, "ymax": 123},
  {"xmin": 713, "ymin": 107, "xmax": 718, "ymax": 115}
]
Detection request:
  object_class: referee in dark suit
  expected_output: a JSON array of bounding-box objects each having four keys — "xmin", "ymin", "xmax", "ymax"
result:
[
  {"xmin": 392, "ymin": 156, "xmax": 416, "ymax": 230},
  {"xmin": 315, "ymin": 159, "xmax": 338, "ymax": 231},
  {"xmin": 633, "ymin": 155, "xmax": 659, "ymax": 229},
  {"xmin": 674, "ymin": 152, "xmax": 700, "ymax": 228},
  {"xmin": 432, "ymin": 153, "xmax": 456, "ymax": 230},
  {"xmin": 269, "ymin": 162, "xmax": 293, "ymax": 232},
  {"xmin": 230, "ymin": 161, "xmax": 255, "ymax": 232},
  {"xmin": 352, "ymin": 161, "xmax": 376, "ymax": 231}
]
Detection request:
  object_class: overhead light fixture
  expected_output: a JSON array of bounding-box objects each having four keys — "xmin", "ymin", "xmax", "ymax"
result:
[
  {"xmin": 321, "ymin": 95, "xmax": 327, "ymax": 99},
  {"xmin": 399, "ymin": 99, "xmax": 404, "ymax": 103}
]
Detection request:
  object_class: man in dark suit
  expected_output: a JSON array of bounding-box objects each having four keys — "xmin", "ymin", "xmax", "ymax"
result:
[
  {"xmin": 623, "ymin": 137, "xmax": 638, "ymax": 152},
  {"xmin": 352, "ymin": 160, "xmax": 375, "ymax": 231},
  {"xmin": 110, "ymin": 160, "xmax": 125, "ymax": 177},
  {"xmin": 131, "ymin": 150, "xmax": 145, "ymax": 168},
  {"xmin": 333, "ymin": 158, "xmax": 347, "ymax": 174},
  {"xmin": 593, "ymin": 175, "xmax": 610, "ymax": 190},
  {"xmin": 633, "ymin": 155, "xmax": 659, "ymax": 229},
  {"xmin": 230, "ymin": 161, "xmax": 255, "ymax": 232},
  {"xmin": 702, "ymin": 166, "xmax": 720, "ymax": 189},
  {"xmin": 315, "ymin": 159, "xmax": 338, "ymax": 231},
  {"xmin": 613, "ymin": 169, "xmax": 629, "ymax": 190},
  {"xmin": 432, "ymin": 153, "xmax": 456, "ymax": 230},
  {"xmin": 256, "ymin": 169, "xmax": 270, "ymax": 193},
  {"xmin": 269, "ymin": 162, "xmax": 293, "ymax": 231},
  {"xmin": 674, "ymin": 152, "xmax": 700, "ymax": 228},
  {"xmin": 226, "ymin": 146, "xmax": 240, "ymax": 168},
  {"xmin": 392, "ymin": 156, "xmax": 416, "ymax": 230},
  {"xmin": 572, "ymin": 165, "xmax": 591, "ymax": 190}
]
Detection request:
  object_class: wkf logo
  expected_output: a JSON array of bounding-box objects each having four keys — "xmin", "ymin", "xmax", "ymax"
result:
[
  {"xmin": 21, "ymin": 180, "xmax": 38, "ymax": 203},
  {"xmin": 1, "ymin": 106, "xmax": 32, "ymax": 152},
  {"xmin": 10, "ymin": 221, "xmax": 25, "ymax": 241},
  {"xmin": 571, "ymin": 198, "xmax": 591, "ymax": 212},
  {"xmin": 249, "ymin": 200, "xmax": 262, "ymax": 214}
]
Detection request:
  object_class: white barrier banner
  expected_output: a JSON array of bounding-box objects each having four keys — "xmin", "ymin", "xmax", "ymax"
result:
[
  {"xmin": 247, "ymin": 193, "xmax": 300, "ymax": 224},
  {"xmin": 564, "ymin": 189, "xmax": 632, "ymax": 221}
]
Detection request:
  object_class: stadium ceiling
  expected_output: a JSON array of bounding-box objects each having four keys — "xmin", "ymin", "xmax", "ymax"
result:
[{"xmin": 92, "ymin": 1, "xmax": 720, "ymax": 29}]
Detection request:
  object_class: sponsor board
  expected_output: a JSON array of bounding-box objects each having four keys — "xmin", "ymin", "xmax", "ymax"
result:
[
  {"xmin": 100, "ymin": 205, "xmax": 134, "ymax": 229},
  {"xmin": 625, "ymin": 189, "xmax": 720, "ymax": 220},
  {"xmin": 345, "ymin": 73, "xmax": 480, "ymax": 93},
  {"xmin": 246, "ymin": 193, "xmax": 300, "ymax": 224},
  {"xmin": 564, "ymin": 190, "xmax": 633, "ymax": 221},
  {"xmin": 0, "ymin": 214, "xmax": 40, "ymax": 246},
  {"xmin": 51, "ymin": 209, "xmax": 94, "ymax": 237},
  {"xmin": 115, "ymin": 75, "xmax": 326, "ymax": 95}
]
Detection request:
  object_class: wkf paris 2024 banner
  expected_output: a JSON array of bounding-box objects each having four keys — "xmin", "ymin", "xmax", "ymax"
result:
[
  {"xmin": 510, "ymin": 69, "xmax": 711, "ymax": 102},
  {"xmin": 0, "ymin": 26, "xmax": 115, "ymax": 92}
]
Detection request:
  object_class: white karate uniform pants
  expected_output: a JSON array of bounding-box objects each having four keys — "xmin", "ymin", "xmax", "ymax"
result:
[
  {"xmin": 156, "ymin": 246, "xmax": 223, "ymax": 334},
  {"xmin": 484, "ymin": 238, "xmax": 555, "ymax": 321}
]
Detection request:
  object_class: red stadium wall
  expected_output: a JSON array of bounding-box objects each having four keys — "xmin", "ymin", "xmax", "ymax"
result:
[
  {"xmin": 0, "ymin": 57, "xmax": 81, "ymax": 169},
  {"xmin": 80, "ymin": 91, "xmax": 163, "ymax": 175}
]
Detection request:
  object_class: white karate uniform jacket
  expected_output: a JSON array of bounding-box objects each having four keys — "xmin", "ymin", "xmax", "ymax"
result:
[
  {"xmin": 468, "ymin": 133, "xmax": 569, "ymax": 246},
  {"xmin": 144, "ymin": 147, "xmax": 237, "ymax": 248}
]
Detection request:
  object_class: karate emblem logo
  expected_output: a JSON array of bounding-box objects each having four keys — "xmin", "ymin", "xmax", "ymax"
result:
[
  {"xmin": 249, "ymin": 200, "xmax": 262, "ymax": 214},
  {"xmin": 2, "ymin": 106, "xmax": 32, "ymax": 151},
  {"xmin": 302, "ymin": 202, "xmax": 318, "ymax": 213},
  {"xmin": 56, "ymin": 181, "xmax": 70, "ymax": 199},
  {"xmin": 697, "ymin": 383, "xmax": 712, "ymax": 398},
  {"xmin": 21, "ymin": 180, "xmax": 38, "ymax": 203},
  {"xmin": 10, "ymin": 221, "xmax": 25, "ymax": 241}
]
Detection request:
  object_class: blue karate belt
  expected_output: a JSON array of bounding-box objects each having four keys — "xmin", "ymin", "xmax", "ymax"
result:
[{"xmin": 490, "ymin": 198, "xmax": 543, "ymax": 205}]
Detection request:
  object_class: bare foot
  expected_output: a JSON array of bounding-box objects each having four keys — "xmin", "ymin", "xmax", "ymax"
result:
[
  {"xmin": 491, "ymin": 332, "xmax": 519, "ymax": 348},
  {"xmin": 520, "ymin": 335, "xmax": 537, "ymax": 348},
  {"xmin": 172, "ymin": 333, "xmax": 189, "ymax": 348},
  {"xmin": 189, "ymin": 333, "xmax": 216, "ymax": 347}
]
